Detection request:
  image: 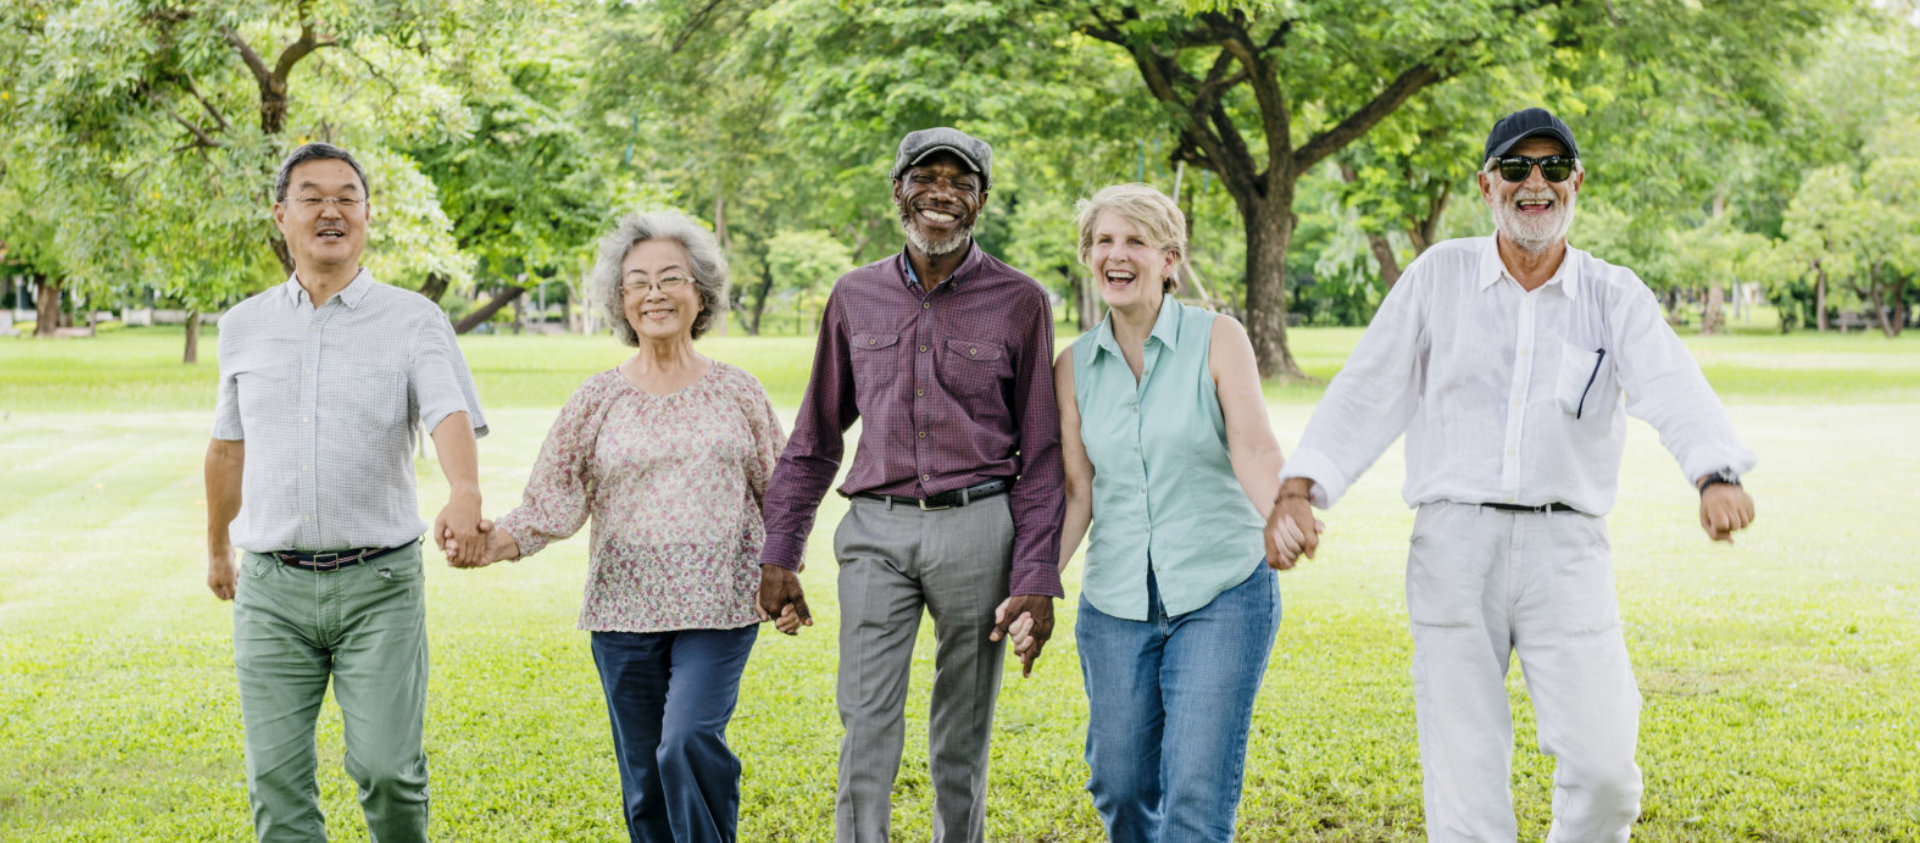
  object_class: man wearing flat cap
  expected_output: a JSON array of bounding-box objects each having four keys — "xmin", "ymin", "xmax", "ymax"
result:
[
  {"xmin": 756, "ymin": 127, "xmax": 1064, "ymax": 841},
  {"xmin": 1264, "ymin": 107, "xmax": 1757, "ymax": 841}
]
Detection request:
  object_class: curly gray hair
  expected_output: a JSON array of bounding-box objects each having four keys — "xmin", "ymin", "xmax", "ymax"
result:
[{"xmin": 591, "ymin": 210, "xmax": 729, "ymax": 343}]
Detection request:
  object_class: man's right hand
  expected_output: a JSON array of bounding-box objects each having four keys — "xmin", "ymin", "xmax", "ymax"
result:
[
  {"xmin": 1266, "ymin": 477, "xmax": 1322, "ymax": 569},
  {"xmin": 758, "ymin": 564, "xmax": 812, "ymax": 635},
  {"xmin": 207, "ymin": 547, "xmax": 237, "ymax": 601}
]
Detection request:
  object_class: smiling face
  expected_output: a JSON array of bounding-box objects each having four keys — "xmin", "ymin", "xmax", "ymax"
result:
[
  {"xmin": 620, "ymin": 238, "xmax": 702, "ymax": 343},
  {"xmin": 893, "ymin": 151, "xmax": 985, "ymax": 258},
  {"xmin": 1480, "ymin": 136, "xmax": 1582, "ymax": 255},
  {"xmin": 1086, "ymin": 209, "xmax": 1177, "ymax": 311},
  {"xmin": 272, "ymin": 158, "xmax": 370, "ymax": 274}
]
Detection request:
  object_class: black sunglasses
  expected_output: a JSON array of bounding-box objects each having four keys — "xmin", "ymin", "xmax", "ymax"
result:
[{"xmin": 1495, "ymin": 154, "xmax": 1577, "ymax": 183}]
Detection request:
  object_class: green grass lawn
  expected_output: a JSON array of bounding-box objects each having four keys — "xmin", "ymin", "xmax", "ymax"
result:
[{"xmin": 2, "ymin": 327, "xmax": 1918, "ymax": 841}]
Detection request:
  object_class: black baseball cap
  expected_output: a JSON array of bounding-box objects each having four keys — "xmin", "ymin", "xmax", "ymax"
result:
[
  {"xmin": 891, "ymin": 127, "xmax": 992, "ymax": 191},
  {"xmin": 1483, "ymin": 107, "xmax": 1579, "ymax": 162}
]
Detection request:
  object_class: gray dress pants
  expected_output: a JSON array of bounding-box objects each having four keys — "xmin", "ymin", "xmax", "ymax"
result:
[{"xmin": 831, "ymin": 494, "xmax": 1014, "ymax": 843}]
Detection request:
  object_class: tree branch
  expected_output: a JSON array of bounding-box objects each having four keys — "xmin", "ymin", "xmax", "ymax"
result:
[
  {"xmin": 1293, "ymin": 61, "xmax": 1443, "ymax": 171},
  {"xmin": 158, "ymin": 98, "xmax": 225, "ymax": 149},
  {"xmin": 221, "ymin": 26, "xmax": 275, "ymax": 89},
  {"xmin": 183, "ymin": 77, "xmax": 229, "ymax": 132},
  {"xmin": 271, "ymin": 22, "xmax": 325, "ymax": 81},
  {"xmin": 670, "ymin": 0, "xmax": 730, "ymax": 54}
]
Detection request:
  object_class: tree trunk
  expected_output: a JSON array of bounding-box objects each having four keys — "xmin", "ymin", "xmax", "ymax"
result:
[
  {"xmin": 1410, "ymin": 185, "xmax": 1449, "ymax": 255},
  {"xmin": 1338, "ymin": 163, "xmax": 1403, "ymax": 289},
  {"xmin": 33, "ymin": 275, "xmax": 59, "ymax": 338},
  {"xmin": 417, "ymin": 273, "xmax": 451, "ymax": 303},
  {"xmin": 183, "ymin": 311, "xmax": 201, "ymax": 363},
  {"xmin": 1702, "ymin": 284, "xmax": 1725, "ymax": 335},
  {"xmin": 1814, "ymin": 262, "xmax": 1828, "ymax": 332},
  {"xmin": 453, "ymin": 286, "xmax": 526, "ymax": 334},
  {"xmin": 745, "ymin": 268, "xmax": 774, "ymax": 335},
  {"xmin": 1241, "ymin": 197, "xmax": 1309, "ymax": 381},
  {"xmin": 1366, "ymin": 234, "xmax": 1402, "ymax": 289}
]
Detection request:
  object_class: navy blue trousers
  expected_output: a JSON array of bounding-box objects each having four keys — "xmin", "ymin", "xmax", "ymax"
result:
[{"xmin": 590, "ymin": 625, "xmax": 759, "ymax": 843}]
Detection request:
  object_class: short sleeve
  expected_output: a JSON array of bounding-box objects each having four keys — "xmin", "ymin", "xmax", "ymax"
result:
[
  {"xmin": 211, "ymin": 318, "xmax": 245, "ymax": 441},
  {"xmin": 410, "ymin": 308, "xmax": 488, "ymax": 437}
]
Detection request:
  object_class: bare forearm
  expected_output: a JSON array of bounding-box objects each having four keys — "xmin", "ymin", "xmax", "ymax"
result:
[
  {"xmin": 204, "ymin": 439, "xmax": 244, "ymax": 553},
  {"xmin": 1056, "ymin": 488, "xmax": 1092, "ymax": 573},
  {"xmin": 429, "ymin": 412, "xmax": 481, "ymax": 499},
  {"xmin": 1232, "ymin": 442, "xmax": 1285, "ymax": 519}
]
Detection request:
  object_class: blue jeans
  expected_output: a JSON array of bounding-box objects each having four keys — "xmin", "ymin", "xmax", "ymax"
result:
[
  {"xmin": 1076, "ymin": 560, "xmax": 1281, "ymax": 843},
  {"xmin": 590, "ymin": 625, "xmax": 759, "ymax": 843}
]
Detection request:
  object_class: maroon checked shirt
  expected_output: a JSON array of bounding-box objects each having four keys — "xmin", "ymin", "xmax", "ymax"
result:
[{"xmin": 759, "ymin": 243, "xmax": 1066, "ymax": 598}]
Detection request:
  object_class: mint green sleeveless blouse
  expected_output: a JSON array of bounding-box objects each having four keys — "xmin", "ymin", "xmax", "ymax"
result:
[{"xmin": 1071, "ymin": 298, "xmax": 1267, "ymax": 621}]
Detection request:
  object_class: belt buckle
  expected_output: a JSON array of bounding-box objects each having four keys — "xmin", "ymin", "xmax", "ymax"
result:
[
  {"xmin": 309, "ymin": 551, "xmax": 343, "ymax": 572},
  {"xmin": 917, "ymin": 497, "xmax": 952, "ymax": 511}
]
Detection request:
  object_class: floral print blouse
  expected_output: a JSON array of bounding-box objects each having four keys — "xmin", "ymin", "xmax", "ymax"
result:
[{"xmin": 496, "ymin": 362, "xmax": 785, "ymax": 633}]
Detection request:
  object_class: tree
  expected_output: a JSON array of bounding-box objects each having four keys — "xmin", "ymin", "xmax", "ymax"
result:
[{"xmin": 1, "ymin": 0, "xmax": 533, "ymax": 360}]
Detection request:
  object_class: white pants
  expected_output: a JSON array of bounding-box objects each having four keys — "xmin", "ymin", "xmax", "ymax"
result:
[{"xmin": 1407, "ymin": 502, "xmax": 1643, "ymax": 843}]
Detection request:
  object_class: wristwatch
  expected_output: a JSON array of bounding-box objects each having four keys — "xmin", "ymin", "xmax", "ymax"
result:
[{"xmin": 1696, "ymin": 468, "xmax": 1741, "ymax": 495}]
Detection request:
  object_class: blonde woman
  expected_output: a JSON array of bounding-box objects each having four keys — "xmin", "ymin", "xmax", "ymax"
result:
[{"xmin": 1006, "ymin": 183, "xmax": 1312, "ymax": 842}]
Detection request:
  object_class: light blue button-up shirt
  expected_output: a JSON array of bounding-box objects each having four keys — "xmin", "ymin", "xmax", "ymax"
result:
[
  {"xmin": 212, "ymin": 270, "xmax": 487, "ymax": 553},
  {"xmin": 1071, "ymin": 298, "xmax": 1266, "ymax": 620}
]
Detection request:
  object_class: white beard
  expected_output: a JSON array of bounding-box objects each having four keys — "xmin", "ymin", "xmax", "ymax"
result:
[
  {"xmin": 1491, "ymin": 187, "xmax": 1576, "ymax": 254},
  {"xmin": 898, "ymin": 208, "xmax": 972, "ymax": 257}
]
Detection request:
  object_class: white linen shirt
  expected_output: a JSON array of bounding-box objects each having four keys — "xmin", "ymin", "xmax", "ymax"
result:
[
  {"xmin": 212, "ymin": 270, "xmax": 487, "ymax": 552},
  {"xmin": 1280, "ymin": 236, "xmax": 1755, "ymax": 516}
]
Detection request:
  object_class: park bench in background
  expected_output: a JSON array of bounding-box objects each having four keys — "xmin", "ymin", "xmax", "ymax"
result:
[{"xmin": 1833, "ymin": 311, "xmax": 1871, "ymax": 332}]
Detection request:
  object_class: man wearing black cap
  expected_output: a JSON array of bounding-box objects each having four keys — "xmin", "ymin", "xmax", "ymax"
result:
[
  {"xmin": 1264, "ymin": 107, "xmax": 1757, "ymax": 841},
  {"xmin": 756, "ymin": 127, "xmax": 1064, "ymax": 842}
]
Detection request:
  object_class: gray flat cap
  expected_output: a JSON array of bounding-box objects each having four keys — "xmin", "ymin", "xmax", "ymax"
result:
[{"xmin": 891, "ymin": 127, "xmax": 992, "ymax": 191}]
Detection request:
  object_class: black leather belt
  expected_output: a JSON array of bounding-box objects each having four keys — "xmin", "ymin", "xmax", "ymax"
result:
[
  {"xmin": 272, "ymin": 539, "xmax": 418, "ymax": 572},
  {"xmin": 1481, "ymin": 502, "xmax": 1581, "ymax": 514},
  {"xmin": 854, "ymin": 478, "xmax": 1010, "ymax": 511}
]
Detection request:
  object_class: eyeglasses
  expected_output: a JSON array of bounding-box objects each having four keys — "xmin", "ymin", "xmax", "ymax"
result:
[
  {"xmin": 293, "ymin": 196, "xmax": 363, "ymax": 210},
  {"xmin": 620, "ymin": 276, "xmax": 691, "ymax": 296},
  {"xmin": 1494, "ymin": 155, "xmax": 1577, "ymax": 184}
]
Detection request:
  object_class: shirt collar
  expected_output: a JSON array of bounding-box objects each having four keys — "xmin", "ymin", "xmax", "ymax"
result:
[
  {"xmin": 283, "ymin": 267, "xmax": 374, "ymax": 308},
  {"xmin": 1092, "ymin": 296, "xmax": 1184, "ymax": 361},
  {"xmin": 896, "ymin": 241, "xmax": 984, "ymax": 292},
  {"xmin": 1477, "ymin": 235, "xmax": 1582, "ymax": 299}
]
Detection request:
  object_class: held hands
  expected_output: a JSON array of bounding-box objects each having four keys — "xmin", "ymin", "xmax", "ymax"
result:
[
  {"xmin": 757, "ymin": 565, "xmax": 812, "ymax": 635},
  {"xmin": 991, "ymin": 595, "xmax": 1055, "ymax": 677},
  {"xmin": 442, "ymin": 519, "xmax": 520, "ymax": 568},
  {"xmin": 1265, "ymin": 479, "xmax": 1326, "ymax": 570},
  {"xmin": 434, "ymin": 491, "xmax": 485, "ymax": 567},
  {"xmin": 1699, "ymin": 482, "xmax": 1756, "ymax": 543}
]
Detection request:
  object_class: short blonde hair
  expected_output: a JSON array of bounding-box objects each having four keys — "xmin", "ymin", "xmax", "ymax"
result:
[
  {"xmin": 1075, "ymin": 183, "xmax": 1186, "ymax": 293},
  {"xmin": 590, "ymin": 210, "xmax": 729, "ymax": 344}
]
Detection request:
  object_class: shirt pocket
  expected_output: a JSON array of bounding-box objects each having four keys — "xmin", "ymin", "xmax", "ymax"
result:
[
  {"xmin": 850, "ymin": 332, "xmax": 901, "ymax": 389},
  {"xmin": 940, "ymin": 338, "xmax": 1010, "ymax": 397},
  {"xmin": 1553, "ymin": 343, "xmax": 1610, "ymax": 419},
  {"xmin": 320, "ymin": 365, "xmax": 408, "ymax": 431}
]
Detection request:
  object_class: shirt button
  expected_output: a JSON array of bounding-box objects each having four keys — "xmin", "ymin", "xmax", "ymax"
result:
[
  {"xmin": 969, "ymin": 347, "xmax": 978, "ymax": 355},
  {"xmin": 916, "ymin": 389, "xmax": 925, "ymax": 397},
  {"xmin": 922, "ymin": 302, "xmax": 930, "ymax": 310},
  {"xmin": 918, "ymin": 431, "xmax": 927, "ymax": 439},
  {"xmin": 868, "ymin": 338, "xmax": 877, "ymax": 345},
  {"xmin": 302, "ymin": 416, "xmax": 311, "ymax": 424},
  {"xmin": 923, "ymin": 474, "xmax": 931, "ymax": 482},
  {"xmin": 1511, "ymin": 400, "xmax": 1521, "ymax": 407},
  {"xmin": 1504, "ymin": 496, "xmax": 1515, "ymax": 503},
  {"xmin": 919, "ymin": 345, "xmax": 928, "ymax": 353}
]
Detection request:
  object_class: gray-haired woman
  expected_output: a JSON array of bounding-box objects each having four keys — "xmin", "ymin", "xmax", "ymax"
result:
[{"xmin": 457, "ymin": 210, "xmax": 788, "ymax": 842}]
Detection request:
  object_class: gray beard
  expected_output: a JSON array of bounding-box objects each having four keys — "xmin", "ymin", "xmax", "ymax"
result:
[
  {"xmin": 1490, "ymin": 189, "xmax": 1576, "ymax": 254},
  {"xmin": 898, "ymin": 208, "xmax": 972, "ymax": 257}
]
